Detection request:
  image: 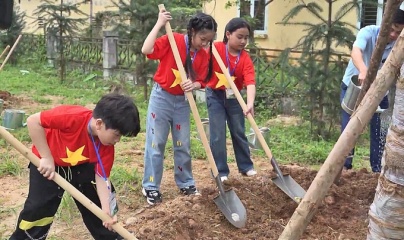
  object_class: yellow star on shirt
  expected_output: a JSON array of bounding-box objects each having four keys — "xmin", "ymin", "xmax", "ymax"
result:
[
  {"xmin": 215, "ymin": 69, "xmax": 236, "ymax": 88},
  {"xmin": 170, "ymin": 68, "xmax": 182, "ymax": 88},
  {"xmin": 60, "ymin": 146, "xmax": 89, "ymax": 166}
]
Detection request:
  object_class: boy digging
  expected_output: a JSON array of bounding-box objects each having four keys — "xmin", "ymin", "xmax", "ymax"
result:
[{"xmin": 9, "ymin": 93, "xmax": 141, "ymax": 240}]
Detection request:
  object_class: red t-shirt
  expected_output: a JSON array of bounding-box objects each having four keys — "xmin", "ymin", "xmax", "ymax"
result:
[
  {"xmin": 147, "ymin": 33, "xmax": 209, "ymax": 95},
  {"xmin": 32, "ymin": 105, "xmax": 115, "ymax": 177},
  {"xmin": 205, "ymin": 41, "xmax": 255, "ymax": 90}
]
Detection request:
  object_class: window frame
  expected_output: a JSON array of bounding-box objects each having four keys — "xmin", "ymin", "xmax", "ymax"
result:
[
  {"xmin": 236, "ymin": 0, "xmax": 269, "ymax": 35},
  {"xmin": 357, "ymin": 0, "xmax": 384, "ymax": 29}
]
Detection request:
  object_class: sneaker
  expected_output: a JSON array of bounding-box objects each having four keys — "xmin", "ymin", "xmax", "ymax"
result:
[
  {"xmin": 180, "ymin": 185, "xmax": 201, "ymax": 195},
  {"xmin": 220, "ymin": 176, "xmax": 228, "ymax": 182},
  {"xmin": 142, "ymin": 188, "xmax": 162, "ymax": 205},
  {"xmin": 244, "ymin": 169, "xmax": 257, "ymax": 176}
]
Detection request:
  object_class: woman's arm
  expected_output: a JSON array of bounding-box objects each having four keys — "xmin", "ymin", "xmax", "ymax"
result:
[{"xmin": 141, "ymin": 9, "xmax": 172, "ymax": 54}]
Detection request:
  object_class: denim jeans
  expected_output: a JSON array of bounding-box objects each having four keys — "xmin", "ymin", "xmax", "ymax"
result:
[
  {"xmin": 206, "ymin": 87, "xmax": 254, "ymax": 177},
  {"xmin": 340, "ymin": 82, "xmax": 388, "ymax": 172},
  {"xmin": 142, "ymin": 84, "xmax": 195, "ymax": 190}
]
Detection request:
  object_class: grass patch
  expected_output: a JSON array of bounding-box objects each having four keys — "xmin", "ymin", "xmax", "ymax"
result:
[
  {"xmin": 0, "ymin": 62, "xmax": 373, "ymax": 174},
  {"xmin": 111, "ymin": 165, "xmax": 142, "ymax": 192}
]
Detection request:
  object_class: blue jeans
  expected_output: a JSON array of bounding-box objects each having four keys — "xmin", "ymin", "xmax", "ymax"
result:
[
  {"xmin": 206, "ymin": 87, "xmax": 254, "ymax": 177},
  {"xmin": 142, "ymin": 84, "xmax": 195, "ymax": 190},
  {"xmin": 340, "ymin": 83, "xmax": 388, "ymax": 172}
]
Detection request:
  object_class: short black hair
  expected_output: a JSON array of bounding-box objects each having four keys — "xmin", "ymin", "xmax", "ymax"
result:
[
  {"xmin": 93, "ymin": 93, "xmax": 140, "ymax": 137},
  {"xmin": 393, "ymin": 8, "xmax": 404, "ymax": 25}
]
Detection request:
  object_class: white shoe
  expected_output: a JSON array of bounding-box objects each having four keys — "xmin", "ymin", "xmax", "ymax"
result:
[
  {"xmin": 245, "ymin": 169, "xmax": 257, "ymax": 176},
  {"xmin": 220, "ymin": 176, "xmax": 228, "ymax": 182}
]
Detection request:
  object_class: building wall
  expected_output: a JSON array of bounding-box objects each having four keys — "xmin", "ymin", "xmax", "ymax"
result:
[
  {"xmin": 16, "ymin": 0, "xmax": 117, "ymax": 33},
  {"xmin": 203, "ymin": 0, "xmax": 359, "ymax": 54}
]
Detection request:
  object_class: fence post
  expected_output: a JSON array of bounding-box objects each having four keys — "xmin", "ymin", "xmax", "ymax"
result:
[
  {"xmin": 46, "ymin": 27, "xmax": 58, "ymax": 67},
  {"xmin": 103, "ymin": 30, "xmax": 118, "ymax": 80}
]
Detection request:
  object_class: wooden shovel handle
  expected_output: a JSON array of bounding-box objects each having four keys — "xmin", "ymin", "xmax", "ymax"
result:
[
  {"xmin": 211, "ymin": 45, "xmax": 274, "ymax": 162},
  {"xmin": 0, "ymin": 35, "xmax": 22, "ymax": 72},
  {"xmin": 158, "ymin": 4, "xmax": 219, "ymax": 177},
  {"xmin": 0, "ymin": 45, "xmax": 10, "ymax": 60},
  {"xmin": 0, "ymin": 126, "xmax": 137, "ymax": 240}
]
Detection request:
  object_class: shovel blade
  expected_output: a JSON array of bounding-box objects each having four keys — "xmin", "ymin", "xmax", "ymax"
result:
[
  {"xmin": 213, "ymin": 189, "xmax": 247, "ymax": 228},
  {"xmin": 272, "ymin": 174, "xmax": 306, "ymax": 203}
]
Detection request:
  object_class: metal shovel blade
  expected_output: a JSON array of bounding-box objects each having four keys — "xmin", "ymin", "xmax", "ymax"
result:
[
  {"xmin": 271, "ymin": 157, "xmax": 306, "ymax": 203},
  {"xmin": 213, "ymin": 176, "xmax": 247, "ymax": 228}
]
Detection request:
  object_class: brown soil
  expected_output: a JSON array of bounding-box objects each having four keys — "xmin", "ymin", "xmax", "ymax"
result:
[
  {"xmin": 123, "ymin": 165, "xmax": 377, "ymax": 240},
  {"xmin": 0, "ymin": 153, "xmax": 379, "ymax": 240},
  {"xmin": 0, "ymin": 93, "xmax": 379, "ymax": 240}
]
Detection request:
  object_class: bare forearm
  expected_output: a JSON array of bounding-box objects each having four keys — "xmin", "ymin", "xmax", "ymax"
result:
[
  {"xmin": 141, "ymin": 24, "xmax": 163, "ymax": 55},
  {"xmin": 96, "ymin": 174, "xmax": 111, "ymax": 213},
  {"xmin": 27, "ymin": 113, "xmax": 52, "ymax": 159},
  {"xmin": 246, "ymin": 84, "xmax": 256, "ymax": 106},
  {"xmin": 351, "ymin": 47, "xmax": 367, "ymax": 74}
]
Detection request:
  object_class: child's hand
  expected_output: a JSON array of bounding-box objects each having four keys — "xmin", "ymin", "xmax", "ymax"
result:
[
  {"xmin": 181, "ymin": 79, "xmax": 195, "ymax": 92},
  {"xmin": 157, "ymin": 9, "xmax": 172, "ymax": 27},
  {"xmin": 244, "ymin": 103, "xmax": 255, "ymax": 117},
  {"xmin": 38, "ymin": 157, "xmax": 55, "ymax": 180},
  {"xmin": 103, "ymin": 213, "xmax": 118, "ymax": 231}
]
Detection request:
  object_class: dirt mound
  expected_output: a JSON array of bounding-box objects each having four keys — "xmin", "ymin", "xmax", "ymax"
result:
[
  {"xmin": 125, "ymin": 166, "xmax": 378, "ymax": 240},
  {"xmin": 0, "ymin": 90, "xmax": 22, "ymax": 109}
]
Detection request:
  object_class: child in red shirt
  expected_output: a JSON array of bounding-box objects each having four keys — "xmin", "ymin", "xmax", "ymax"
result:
[
  {"xmin": 205, "ymin": 18, "xmax": 256, "ymax": 182},
  {"xmin": 141, "ymin": 9, "xmax": 217, "ymax": 205},
  {"xmin": 9, "ymin": 93, "xmax": 141, "ymax": 240}
]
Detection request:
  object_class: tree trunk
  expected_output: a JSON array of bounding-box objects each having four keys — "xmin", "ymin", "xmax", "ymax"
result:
[
  {"xmin": 367, "ymin": 65, "xmax": 404, "ymax": 239},
  {"xmin": 278, "ymin": 30, "xmax": 404, "ymax": 240},
  {"xmin": 354, "ymin": 0, "xmax": 403, "ymax": 109}
]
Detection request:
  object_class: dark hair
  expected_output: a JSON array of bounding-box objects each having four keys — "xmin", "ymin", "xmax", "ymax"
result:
[
  {"xmin": 393, "ymin": 8, "xmax": 404, "ymax": 25},
  {"xmin": 186, "ymin": 12, "xmax": 217, "ymax": 82},
  {"xmin": 223, "ymin": 18, "xmax": 251, "ymax": 43},
  {"xmin": 93, "ymin": 93, "xmax": 141, "ymax": 137}
]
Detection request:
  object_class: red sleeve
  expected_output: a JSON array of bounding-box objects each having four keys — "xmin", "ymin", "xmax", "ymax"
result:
[
  {"xmin": 146, "ymin": 34, "xmax": 170, "ymax": 60},
  {"xmin": 95, "ymin": 146, "xmax": 114, "ymax": 178},
  {"xmin": 241, "ymin": 52, "xmax": 255, "ymax": 86},
  {"xmin": 40, "ymin": 106, "xmax": 88, "ymax": 133}
]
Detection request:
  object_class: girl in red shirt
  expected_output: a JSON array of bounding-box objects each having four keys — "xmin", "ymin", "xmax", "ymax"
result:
[
  {"xmin": 141, "ymin": 10, "xmax": 217, "ymax": 205},
  {"xmin": 205, "ymin": 18, "xmax": 256, "ymax": 182}
]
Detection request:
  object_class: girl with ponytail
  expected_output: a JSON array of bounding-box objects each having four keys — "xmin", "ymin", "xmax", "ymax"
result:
[{"xmin": 140, "ymin": 9, "xmax": 217, "ymax": 205}]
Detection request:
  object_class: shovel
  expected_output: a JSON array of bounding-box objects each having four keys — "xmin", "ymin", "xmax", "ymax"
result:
[
  {"xmin": 0, "ymin": 126, "xmax": 137, "ymax": 240},
  {"xmin": 158, "ymin": 4, "xmax": 246, "ymax": 228},
  {"xmin": 211, "ymin": 45, "xmax": 306, "ymax": 203}
]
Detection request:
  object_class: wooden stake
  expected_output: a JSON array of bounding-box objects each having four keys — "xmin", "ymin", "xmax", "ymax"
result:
[
  {"xmin": 279, "ymin": 25, "xmax": 404, "ymax": 240},
  {"xmin": 0, "ymin": 34, "xmax": 22, "ymax": 71},
  {"xmin": 0, "ymin": 45, "xmax": 10, "ymax": 60}
]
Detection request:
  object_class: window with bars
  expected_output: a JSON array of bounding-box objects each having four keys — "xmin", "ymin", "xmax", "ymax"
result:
[{"xmin": 360, "ymin": 0, "xmax": 385, "ymax": 28}]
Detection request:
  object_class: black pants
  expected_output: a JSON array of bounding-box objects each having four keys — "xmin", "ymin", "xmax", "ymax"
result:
[{"xmin": 10, "ymin": 163, "xmax": 122, "ymax": 240}]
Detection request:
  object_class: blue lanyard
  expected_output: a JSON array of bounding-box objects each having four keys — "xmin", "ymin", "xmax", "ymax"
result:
[
  {"xmin": 184, "ymin": 35, "xmax": 198, "ymax": 64},
  {"xmin": 225, "ymin": 44, "xmax": 241, "ymax": 76},
  {"xmin": 88, "ymin": 121, "xmax": 110, "ymax": 190}
]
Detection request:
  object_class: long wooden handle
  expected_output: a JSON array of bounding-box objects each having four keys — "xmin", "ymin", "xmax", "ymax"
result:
[
  {"xmin": 158, "ymin": 4, "xmax": 219, "ymax": 177},
  {"xmin": 0, "ymin": 35, "xmax": 22, "ymax": 71},
  {"xmin": 0, "ymin": 45, "xmax": 10, "ymax": 60},
  {"xmin": 211, "ymin": 45, "xmax": 274, "ymax": 162},
  {"xmin": 0, "ymin": 126, "xmax": 137, "ymax": 240}
]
